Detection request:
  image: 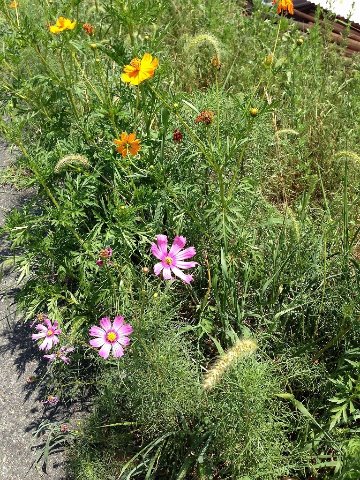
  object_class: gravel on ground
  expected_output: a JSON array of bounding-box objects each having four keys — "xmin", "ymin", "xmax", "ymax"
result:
[{"xmin": 0, "ymin": 142, "xmax": 67, "ymax": 480}]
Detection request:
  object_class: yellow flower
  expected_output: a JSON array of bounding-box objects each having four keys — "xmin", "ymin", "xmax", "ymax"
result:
[
  {"xmin": 9, "ymin": 1, "xmax": 18, "ymax": 8},
  {"xmin": 121, "ymin": 53, "xmax": 159, "ymax": 86},
  {"xmin": 273, "ymin": 0, "xmax": 294, "ymax": 15},
  {"xmin": 114, "ymin": 132, "xmax": 141, "ymax": 158},
  {"xmin": 49, "ymin": 17, "xmax": 77, "ymax": 34}
]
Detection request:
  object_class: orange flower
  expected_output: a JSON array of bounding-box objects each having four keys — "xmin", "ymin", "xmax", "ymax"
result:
[
  {"xmin": 9, "ymin": 1, "xmax": 18, "ymax": 7},
  {"xmin": 83, "ymin": 23, "xmax": 95, "ymax": 35},
  {"xmin": 49, "ymin": 17, "xmax": 76, "ymax": 34},
  {"xmin": 273, "ymin": 0, "xmax": 294, "ymax": 15},
  {"xmin": 121, "ymin": 53, "xmax": 159, "ymax": 86},
  {"xmin": 114, "ymin": 132, "xmax": 141, "ymax": 158},
  {"xmin": 195, "ymin": 110, "xmax": 215, "ymax": 125}
]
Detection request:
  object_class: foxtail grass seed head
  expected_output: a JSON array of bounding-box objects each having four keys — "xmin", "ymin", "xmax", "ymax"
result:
[
  {"xmin": 185, "ymin": 33, "xmax": 222, "ymax": 65},
  {"xmin": 275, "ymin": 129, "xmax": 300, "ymax": 138},
  {"xmin": 333, "ymin": 150, "xmax": 360, "ymax": 165},
  {"xmin": 54, "ymin": 154, "xmax": 90, "ymax": 173},
  {"xmin": 203, "ymin": 338, "xmax": 257, "ymax": 390}
]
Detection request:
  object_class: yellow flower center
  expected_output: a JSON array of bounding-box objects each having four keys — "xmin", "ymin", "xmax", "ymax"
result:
[
  {"xmin": 130, "ymin": 58, "xmax": 141, "ymax": 72},
  {"xmin": 106, "ymin": 331, "xmax": 117, "ymax": 343},
  {"xmin": 47, "ymin": 329, "xmax": 54, "ymax": 337},
  {"xmin": 165, "ymin": 256, "xmax": 173, "ymax": 265}
]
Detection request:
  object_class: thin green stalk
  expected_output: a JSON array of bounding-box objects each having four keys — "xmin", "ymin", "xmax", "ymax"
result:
[
  {"xmin": 17, "ymin": 142, "xmax": 86, "ymax": 249},
  {"xmin": 59, "ymin": 47, "xmax": 82, "ymax": 123},
  {"xmin": 148, "ymin": 85, "xmax": 213, "ymax": 168},
  {"xmin": 215, "ymin": 70, "xmax": 220, "ymax": 149},
  {"xmin": 342, "ymin": 156, "xmax": 349, "ymax": 263},
  {"xmin": 313, "ymin": 323, "xmax": 352, "ymax": 361},
  {"xmin": 218, "ymin": 165, "xmax": 228, "ymax": 253}
]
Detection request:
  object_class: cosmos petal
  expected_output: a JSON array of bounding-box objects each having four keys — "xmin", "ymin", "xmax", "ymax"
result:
[
  {"xmin": 100, "ymin": 317, "xmax": 111, "ymax": 331},
  {"xmin": 171, "ymin": 267, "xmax": 193, "ymax": 284},
  {"xmin": 169, "ymin": 236, "xmax": 186, "ymax": 255},
  {"xmin": 113, "ymin": 316, "xmax": 125, "ymax": 331},
  {"xmin": 98, "ymin": 342, "xmax": 111, "ymax": 359},
  {"xmin": 112, "ymin": 342, "xmax": 124, "ymax": 358}
]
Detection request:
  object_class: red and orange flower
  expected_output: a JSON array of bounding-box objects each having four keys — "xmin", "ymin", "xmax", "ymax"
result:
[
  {"xmin": 114, "ymin": 132, "xmax": 141, "ymax": 158},
  {"xmin": 273, "ymin": 0, "xmax": 294, "ymax": 15},
  {"xmin": 83, "ymin": 23, "xmax": 95, "ymax": 35}
]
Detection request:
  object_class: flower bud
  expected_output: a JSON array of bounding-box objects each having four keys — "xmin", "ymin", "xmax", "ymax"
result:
[
  {"xmin": 263, "ymin": 53, "xmax": 274, "ymax": 67},
  {"xmin": 173, "ymin": 129, "xmax": 183, "ymax": 143}
]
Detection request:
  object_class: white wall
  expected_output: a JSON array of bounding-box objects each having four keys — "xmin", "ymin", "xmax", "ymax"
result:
[{"xmin": 312, "ymin": 1, "xmax": 360, "ymax": 23}]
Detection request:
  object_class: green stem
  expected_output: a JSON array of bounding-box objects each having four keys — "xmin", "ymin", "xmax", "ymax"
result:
[
  {"xmin": 218, "ymin": 165, "xmax": 228, "ymax": 253},
  {"xmin": 313, "ymin": 324, "xmax": 352, "ymax": 361},
  {"xmin": 18, "ymin": 142, "xmax": 86, "ymax": 249},
  {"xmin": 149, "ymin": 85, "xmax": 214, "ymax": 168},
  {"xmin": 59, "ymin": 46, "xmax": 81, "ymax": 123},
  {"xmin": 215, "ymin": 70, "xmax": 220, "ymax": 149}
]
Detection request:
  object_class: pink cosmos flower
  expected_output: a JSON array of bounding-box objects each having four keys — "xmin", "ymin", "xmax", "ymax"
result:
[
  {"xmin": 43, "ymin": 395, "xmax": 59, "ymax": 406},
  {"xmin": 89, "ymin": 316, "xmax": 133, "ymax": 359},
  {"xmin": 32, "ymin": 318, "xmax": 61, "ymax": 351},
  {"xmin": 151, "ymin": 234, "xmax": 198, "ymax": 284},
  {"xmin": 43, "ymin": 346, "xmax": 74, "ymax": 364}
]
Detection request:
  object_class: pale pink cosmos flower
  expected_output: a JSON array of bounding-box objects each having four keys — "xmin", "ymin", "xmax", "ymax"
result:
[
  {"xmin": 43, "ymin": 346, "xmax": 74, "ymax": 364},
  {"xmin": 89, "ymin": 316, "xmax": 133, "ymax": 359},
  {"xmin": 151, "ymin": 234, "xmax": 198, "ymax": 284},
  {"xmin": 43, "ymin": 395, "xmax": 59, "ymax": 406},
  {"xmin": 32, "ymin": 318, "xmax": 61, "ymax": 351}
]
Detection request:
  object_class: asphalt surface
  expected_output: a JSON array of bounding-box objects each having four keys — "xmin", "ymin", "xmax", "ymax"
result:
[{"xmin": 0, "ymin": 142, "xmax": 67, "ymax": 479}]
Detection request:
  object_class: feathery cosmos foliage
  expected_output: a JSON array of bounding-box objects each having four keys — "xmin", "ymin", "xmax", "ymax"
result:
[{"xmin": 0, "ymin": 0, "xmax": 360, "ymax": 478}]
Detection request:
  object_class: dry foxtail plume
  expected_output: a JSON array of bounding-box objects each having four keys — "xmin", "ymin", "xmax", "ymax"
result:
[
  {"xmin": 54, "ymin": 154, "xmax": 90, "ymax": 173},
  {"xmin": 203, "ymin": 338, "xmax": 257, "ymax": 391}
]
